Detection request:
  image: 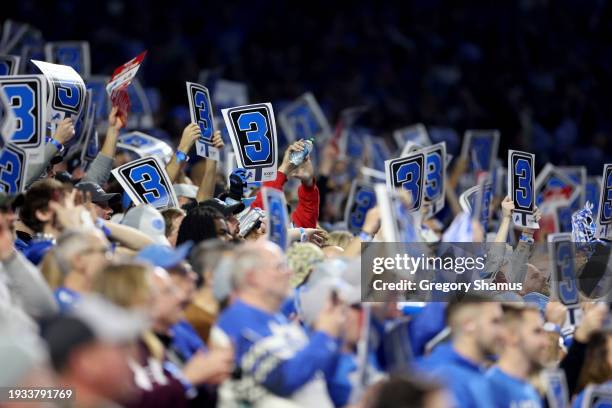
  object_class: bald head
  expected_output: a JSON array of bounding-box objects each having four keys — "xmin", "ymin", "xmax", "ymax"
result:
[{"xmin": 231, "ymin": 241, "xmax": 291, "ymax": 310}]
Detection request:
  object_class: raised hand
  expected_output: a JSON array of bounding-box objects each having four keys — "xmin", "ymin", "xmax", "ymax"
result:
[
  {"xmin": 108, "ymin": 106, "xmax": 126, "ymax": 131},
  {"xmin": 211, "ymin": 130, "xmax": 224, "ymax": 149},
  {"xmin": 501, "ymin": 196, "xmax": 514, "ymax": 219},
  {"xmin": 290, "ymin": 157, "xmax": 315, "ymax": 185},
  {"xmin": 53, "ymin": 118, "xmax": 76, "ymax": 144},
  {"xmin": 278, "ymin": 140, "xmax": 306, "ymax": 174},
  {"xmin": 178, "ymin": 123, "xmax": 202, "ymax": 152}
]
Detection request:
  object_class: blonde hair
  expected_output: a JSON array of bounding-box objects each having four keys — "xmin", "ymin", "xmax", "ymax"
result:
[
  {"xmin": 326, "ymin": 231, "xmax": 354, "ymax": 249},
  {"xmin": 93, "ymin": 262, "xmax": 152, "ymax": 309},
  {"xmin": 40, "ymin": 249, "xmax": 63, "ymax": 290}
]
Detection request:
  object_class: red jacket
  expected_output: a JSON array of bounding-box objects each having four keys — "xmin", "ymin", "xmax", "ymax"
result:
[{"xmin": 251, "ymin": 171, "xmax": 319, "ymax": 228}]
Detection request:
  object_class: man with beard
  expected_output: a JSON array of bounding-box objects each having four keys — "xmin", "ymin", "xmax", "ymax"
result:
[
  {"xmin": 417, "ymin": 295, "xmax": 503, "ymax": 407},
  {"xmin": 487, "ymin": 304, "xmax": 547, "ymax": 408}
]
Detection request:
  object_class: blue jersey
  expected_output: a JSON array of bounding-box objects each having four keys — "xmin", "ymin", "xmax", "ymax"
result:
[
  {"xmin": 487, "ymin": 366, "xmax": 542, "ymax": 408},
  {"xmin": 417, "ymin": 343, "xmax": 496, "ymax": 408},
  {"xmin": 170, "ymin": 319, "xmax": 206, "ymax": 361},
  {"xmin": 408, "ymin": 302, "xmax": 447, "ymax": 357},
  {"xmin": 326, "ymin": 351, "xmax": 383, "ymax": 407},
  {"xmin": 212, "ymin": 299, "xmax": 338, "ymax": 407}
]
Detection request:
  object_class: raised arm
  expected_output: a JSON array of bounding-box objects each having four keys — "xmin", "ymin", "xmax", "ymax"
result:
[
  {"xmin": 289, "ymin": 157, "xmax": 320, "ymax": 228},
  {"xmin": 494, "ymin": 196, "xmax": 514, "ymax": 243},
  {"xmin": 80, "ymin": 107, "xmax": 127, "ymax": 186},
  {"xmin": 99, "ymin": 106, "xmax": 125, "ymax": 159},
  {"xmin": 445, "ymin": 157, "xmax": 468, "ymax": 216},
  {"xmin": 166, "ymin": 123, "xmax": 201, "ymax": 183},
  {"xmin": 26, "ymin": 118, "xmax": 75, "ymax": 188},
  {"xmin": 250, "ymin": 140, "xmax": 305, "ymax": 209},
  {"xmin": 195, "ymin": 131, "xmax": 225, "ymax": 202}
]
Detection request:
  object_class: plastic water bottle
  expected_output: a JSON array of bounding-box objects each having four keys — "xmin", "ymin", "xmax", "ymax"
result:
[{"xmin": 289, "ymin": 138, "xmax": 314, "ymax": 166}]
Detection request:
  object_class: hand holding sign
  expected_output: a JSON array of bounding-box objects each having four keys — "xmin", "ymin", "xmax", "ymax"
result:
[
  {"xmin": 53, "ymin": 117, "xmax": 76, "ymax": 144},
  {"xmin": 179, "ymin": 123, "xmax": 202, "ymax": 152},
  {"xmin": 106, "ymin": 51, "xmax": 147, "ymax": 126},
  {"xmin": 108, "ymin": 106, "xmax": 126, "ymax": 131}
]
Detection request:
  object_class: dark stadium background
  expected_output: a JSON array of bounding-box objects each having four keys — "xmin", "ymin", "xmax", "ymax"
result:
[{"xmin": 3, "ymin": 0, "xmax": 611, "ymax": 174}]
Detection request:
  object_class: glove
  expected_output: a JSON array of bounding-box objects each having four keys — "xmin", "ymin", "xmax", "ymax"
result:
[{"xmin": 229, "ymin": 168, "xmax": 248, "ymax": 201}]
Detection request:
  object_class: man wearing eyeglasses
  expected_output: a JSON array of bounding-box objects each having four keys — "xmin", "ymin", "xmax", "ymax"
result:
[
  {"xmin": 210, "ymin": 241, "xmax": 346, "ymax": 407},
  {"xmin": 52, "ymin": 230, "xmax": 113, "ymax": 312}
]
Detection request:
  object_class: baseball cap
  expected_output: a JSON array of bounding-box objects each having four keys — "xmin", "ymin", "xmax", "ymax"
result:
[
  {"xmin": 217, "ymin": 192, "xmax": 257, "ymax": 208},
  {"xmin": 173, "ymin": 184, "xmax": 198, "ymax": 200},
  {"xmin": 75, "ymin": 182, "xmax": 120, "ymax": 205},
  {"xmin": 200, "ymin": 198, "xmax": 244, "ymax": 217},
  {"xmin": 119, "ymin": 204, "xmax": 170, "ymax": 245},
  {"xmin": 136, "ymin": 241, "xmax": 194, "ymax": 269}
]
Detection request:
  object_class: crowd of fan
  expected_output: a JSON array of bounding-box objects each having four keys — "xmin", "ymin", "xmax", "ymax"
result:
[{"xmin": 0, "ymin": 102, "xmax": 609, "ymax": 408}]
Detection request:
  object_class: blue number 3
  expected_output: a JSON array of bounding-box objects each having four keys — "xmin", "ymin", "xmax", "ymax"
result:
[
  {"xmin": 238, "ymin": 111, "xmax": 271, "ymax": 163},
  {"xmin": 514, "ymin": 158, "xmax": 532, "ymax": 209},
  {"xmin": 3, "ymin": 84, "xmax": 36, "ymax": 143},
  {"xmin": 194, "ymin": 90, "xmax": 213, "ymax": 140},
  {"xmin": 351, "ymin": 189, "xmax": 375, "ymax": 228},
  {"xmin": 557, "ymin": 242, "xmax": 578, "ymax": 305},
  {"xmin": 396, "ymin": 161, "xmax": 422, "ymax": 208},
  {"xmin": 0, "ymin": 149, "xmax": 22, "ymax": 193},
  {"xmin": 129, "ymin": 164, "xmax": 169, "ymax": 207}
]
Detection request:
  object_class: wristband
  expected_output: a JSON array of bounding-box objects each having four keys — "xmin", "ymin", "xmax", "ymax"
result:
[
  {"xmin": 163, "ymin": 361, "xmax": 197, "ymax": 399},
  {"xmin": 359, "ymin": 231, "xmax": 374, "ymax": 242},
  {"xmin": 543, "ymin": 322, "xmax": 561, "ymax": 335},
  {"xmin": 299, "ymin": 227, "xmax": 307, "ymax": 242},
  {"xmin": 46, "ymin": 137, "xmax": 64, "ymax": 153},
  {"xmin": 95, "ymin": 218, "xmax": 112, "ymax": 238},
  {"xmin": 175, "ymin": 150, "xmax": 190, "ymax": 164}
]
